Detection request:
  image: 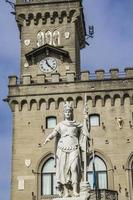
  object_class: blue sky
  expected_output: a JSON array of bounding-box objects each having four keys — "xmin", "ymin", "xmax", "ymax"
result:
[{"xmin": 0, "ymin": 0, "xmax": 133, "ymax": 199}]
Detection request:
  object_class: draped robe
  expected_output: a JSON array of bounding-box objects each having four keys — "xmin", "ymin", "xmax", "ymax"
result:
[{"xmin": 47, "ymin": 120, "xmax": 89, "ymax": 186}]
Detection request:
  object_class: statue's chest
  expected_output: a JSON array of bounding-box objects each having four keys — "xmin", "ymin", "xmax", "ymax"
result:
[
  {"xmin": 58, "ymin": 125, "xmax": 79, "ymax": 151},
  {"xmin": 60, "ymin": 125, "xmax": 78, "ymax": 137}
]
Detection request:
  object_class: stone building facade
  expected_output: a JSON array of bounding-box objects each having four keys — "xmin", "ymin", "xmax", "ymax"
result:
[{"xmin": 7, "ymin": 0, "xmax": 133, "ymax": 200}]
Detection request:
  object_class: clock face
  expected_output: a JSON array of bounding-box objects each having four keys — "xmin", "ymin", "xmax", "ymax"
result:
[{"xmin": 39, "ymin": 57, "xmax": 57, "ymax": 73}]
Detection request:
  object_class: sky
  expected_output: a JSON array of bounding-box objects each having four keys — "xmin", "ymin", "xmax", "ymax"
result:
[{"xmin": 0, "ymin": 0, "xmax": 133, "ymax": 199}]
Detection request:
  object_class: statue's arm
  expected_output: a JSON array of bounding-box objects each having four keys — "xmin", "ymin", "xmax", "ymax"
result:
[{"xmin": 44, "ymin": 125, "xmax": 60, "ymax": 145}]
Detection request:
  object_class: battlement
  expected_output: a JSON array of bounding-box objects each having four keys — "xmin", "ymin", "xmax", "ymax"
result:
[
  {"xmin": 81, "ymin": 68, "xmax": 133, "ymax": 80},
  {"xmin": 8, "ymin": 67, "xmax": 133, "ymax": 86},
  {"xmin": 7, "ymin": 67, "xmax": 133, "ymax": 113},
  {"xmin": 16, "ymin": 0, "xmax": 81, "ymax": 5}
]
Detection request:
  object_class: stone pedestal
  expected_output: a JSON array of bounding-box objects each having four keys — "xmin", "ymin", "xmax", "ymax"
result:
[{"xmin": 53, "ymin": 182, "xmax": 91, "ymax": 200}]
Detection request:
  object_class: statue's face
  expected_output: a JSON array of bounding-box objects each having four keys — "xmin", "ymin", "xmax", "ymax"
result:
[{"xmin": 64, "ymin": 109, "xmax": 72, "ymax": 120}]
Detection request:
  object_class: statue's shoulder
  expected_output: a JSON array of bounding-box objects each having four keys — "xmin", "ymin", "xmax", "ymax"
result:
[
  {"xmin": 55, "ymin": 121, "xmax": 65, "ymax": 129},
  {"xmin": 54, "ymin": 122, "xmax": 62, "ymax": 131},
  {"xmin": 58, "ymin": 121, "xmax": 65, "ymax": 126}
]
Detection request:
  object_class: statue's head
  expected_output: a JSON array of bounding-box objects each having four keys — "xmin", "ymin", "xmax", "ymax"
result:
[{"xmin": 63, "ymin": 102, "xmax": 73, "ymax": 120}]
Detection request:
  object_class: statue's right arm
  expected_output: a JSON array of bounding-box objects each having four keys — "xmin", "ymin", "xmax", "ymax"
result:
[{"xmin": 44, "ymin": 128, "xmax": 59, "ymax": 145}]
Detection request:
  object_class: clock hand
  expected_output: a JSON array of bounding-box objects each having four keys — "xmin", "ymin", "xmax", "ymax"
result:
[{"xmin": 46, "ymin": 60, "xmax": 54, "ymax": 69}]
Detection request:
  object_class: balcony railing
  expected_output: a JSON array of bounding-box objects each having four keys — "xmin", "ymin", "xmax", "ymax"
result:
[
  {"xmin": 90, "ymin": 189, "xmax": 118, "ymax": 200},
  {"xmin": 40, "ymin": 190, "xmax": 118, "ymax": 200}
]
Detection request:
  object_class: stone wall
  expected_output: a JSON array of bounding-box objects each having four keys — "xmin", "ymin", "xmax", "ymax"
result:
[{"xmin": 8, "ymin": 69, "xmax": 133, "ymax": 200}]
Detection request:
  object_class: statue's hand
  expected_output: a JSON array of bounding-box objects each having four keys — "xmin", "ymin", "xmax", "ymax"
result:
[{"xmin": 44, "ymin": 138, "xmax": 50, "ymax": 145}]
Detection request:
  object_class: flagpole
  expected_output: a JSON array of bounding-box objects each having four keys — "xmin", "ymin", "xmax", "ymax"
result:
[
  {"xmin": 83, "ymin": 93, "xmax": 91, "ymax": 182},
  {"xmin": 92, "ymin": 139, "xmax": 95, "ymax": 185},
  {"xmin": 80, "ymin": 93, "xmax": 91, "ymax": 197},
  {"xmin": 92, "ymin": 139, "xmax": 98, "ymax": 200},
  {"xmin": 83, "ymin": 93, "xmax": 87, "ymax": 182}
]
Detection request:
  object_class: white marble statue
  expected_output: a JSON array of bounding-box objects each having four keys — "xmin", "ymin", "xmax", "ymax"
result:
[{"xmin": 44, "ymin": 102, "xmax": 90, "ymax": 197}]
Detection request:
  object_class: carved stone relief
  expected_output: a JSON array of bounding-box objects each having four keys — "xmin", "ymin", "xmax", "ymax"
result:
[
  {"xmin": 37, "ymin": 31, "xmax": 44, "ymax": 47},
  {"xmin": 36, "ymin": 30, "xmax": 62, "ymax": 47},
  {"xmin": 24, "ymin": 39, "xmax": 31, "ymax": 46}
]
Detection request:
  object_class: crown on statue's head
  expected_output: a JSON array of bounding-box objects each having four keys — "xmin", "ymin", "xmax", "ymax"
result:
[{"xmin": 63, "ymin": 101, "xmax": 73, "ymax": 112}]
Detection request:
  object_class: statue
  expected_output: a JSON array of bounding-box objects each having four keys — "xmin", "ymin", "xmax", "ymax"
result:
[{"xmin": 44, "ymin": 101, "xmax": 90, "ymax": 197}]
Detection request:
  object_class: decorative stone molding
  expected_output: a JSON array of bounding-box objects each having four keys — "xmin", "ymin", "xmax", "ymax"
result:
[
  {"xmin": 8, "ymin": 92, "xmax": 132, "ymax": 112},
  {"xmin": 115, "ymin": 117, "xmax": 124, "ymax": 129},
  {"xmin": 17, "ymin": 9, "xmax": 77, "ymax": 26}
]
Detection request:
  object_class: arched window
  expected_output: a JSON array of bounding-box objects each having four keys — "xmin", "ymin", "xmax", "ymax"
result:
[
  {"xmin": 128, "ymin": 155, "xmax": 133, "ymax": 198},
  {"xmin": 46, "ymin": 116, "xmax": 57, "ymax": 129},
  {"xmin": 89, "ymin": 114, "xmax": 100, "ymax": 127},
  {"xmin": 131, "ymin": 161, "xmax": 133, "ymax": 189},
  {"xmin": 87, "ymin": 156, "xmax": 107, "ymax": 189},
  {"xmin": 41, "ymin": 158, "xmax": 56, "ymax": 195}
]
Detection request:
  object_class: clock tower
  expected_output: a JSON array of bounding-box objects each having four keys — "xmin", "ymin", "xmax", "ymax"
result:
[
  {"xmin": 16, "ymin": 0, "xmax": 86, "ymax": 79},
  {"xmin": 8, "ymin": 1, "xmax": 86, "ymax": 200}
]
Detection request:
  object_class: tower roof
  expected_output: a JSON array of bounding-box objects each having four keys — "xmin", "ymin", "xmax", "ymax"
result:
[{"xmin": 25, "ymin": 44, "xmax": 69, "ymax": 61}]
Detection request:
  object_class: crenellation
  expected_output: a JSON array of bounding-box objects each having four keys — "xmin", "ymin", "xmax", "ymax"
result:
[
  {"xmin": 8, "ymin": 68, "xmax": 133, "ymax": 89},
  {"xmin": 95, "ymin": 69, "xmax": 105, "ymax": 79},
  {"xmin": 16, "ymin": 0, "xmax": 81, "ymax": 4},
  {"xmin": 8, "ymin": 76, "xmax": 18, "ymax": 86},
  {"xmin": 22, "ymin": 74, "xmax": 32, "ymax": 84},
  {"xmin": 81, "ymin": 71, "xmax": 90, "ymax": 81},
  {"xmin": 51, "ymin": 72, "xmax": 60, "ymax": 83},
  {"xmin": 66, "ymin": 71, "xmax": 75, "ymax": 82},
  {"xmin": 37, "ymin": 74, "xmax": 46, "ymax": 84},
  {"xmin": 110, "ymin": 68, "xmax": 119, "ymax": 79},
  {"xmin": 125, "ymin": 67, "xmax": 133, "ymax": 78}
]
